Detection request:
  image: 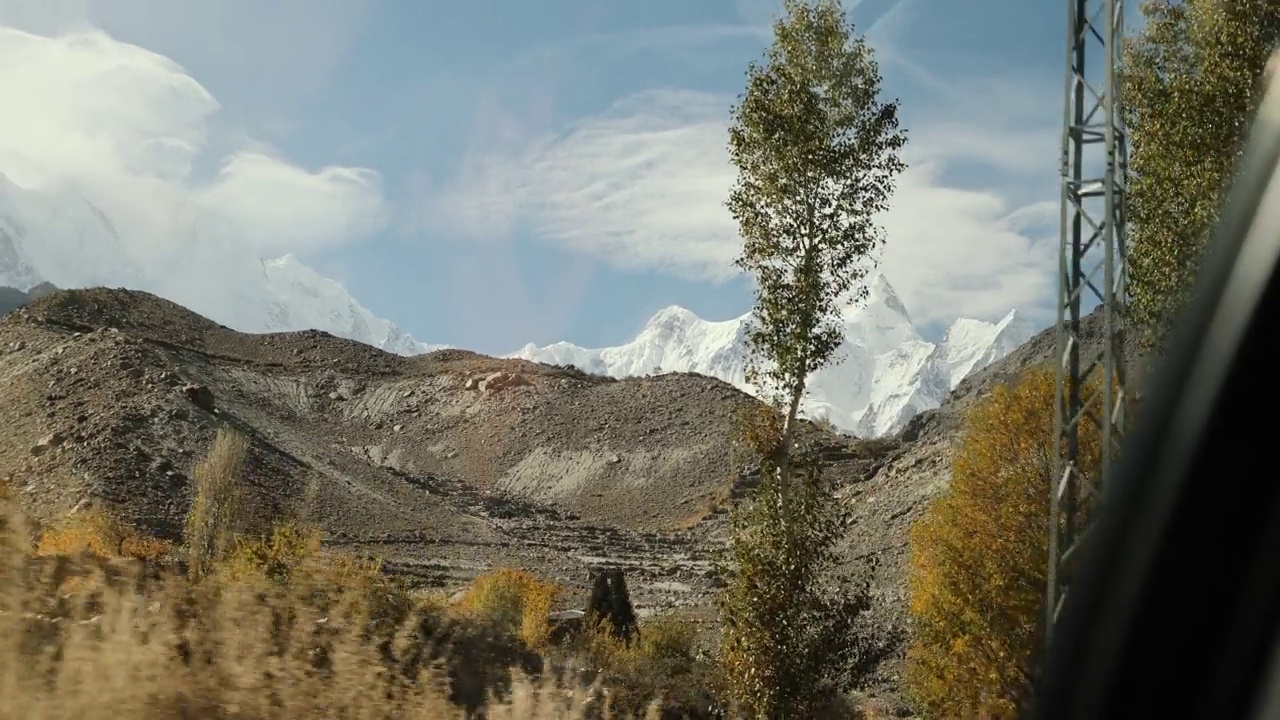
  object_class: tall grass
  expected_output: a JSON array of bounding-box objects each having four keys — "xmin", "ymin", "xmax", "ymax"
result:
[
  {"xmin": 0, "ymin": 498, "xmax": 632, "ymax": 719},
  {"xmin": 184, "ymin": 428, "xmax": 249, "ymax": 580}
]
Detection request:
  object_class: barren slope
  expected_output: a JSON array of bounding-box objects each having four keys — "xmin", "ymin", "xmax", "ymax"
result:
[
  {"xmin": 0, "ymin": 288, "xmax": 800, "ymax": 613},
  {"xmin": 2, "ymin": 287, "xmax": 1145, "ymax": 715}
]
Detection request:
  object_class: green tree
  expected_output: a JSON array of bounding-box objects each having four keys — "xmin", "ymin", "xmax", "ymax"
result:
[
  {"xmin": 717, "ymin": 1, "xmax": 905, "ymax": 716},
  {"xmin": 718, "ymin": 450, "xmax": 872, "ymax": 718},
  {"xmin": 727, "ymin": 0, "xmax": 906, "ymax": 451},
  {"xmin": 1125, "ymin": 0, "xmax": 1280, "ymax": 347},
  {"xmin": 904, "ymin": 368, "xmax": 1103, "ymax": 718}
]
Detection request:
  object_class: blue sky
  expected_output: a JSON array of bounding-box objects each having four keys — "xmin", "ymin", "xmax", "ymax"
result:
[{"xmin": 0, "ymin": 0, "xmax": 1076, "ymax": 354}]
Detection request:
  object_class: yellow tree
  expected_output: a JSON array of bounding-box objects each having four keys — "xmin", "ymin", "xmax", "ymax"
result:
[{"xmin": 904, "ymin": 368, "xmax": 1102, "ymax": 718}]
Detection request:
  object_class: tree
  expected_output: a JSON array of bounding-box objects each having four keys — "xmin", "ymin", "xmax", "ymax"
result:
[
  {"xmin": 727, "ymin": 0, "xmax": 906, "ymax": 457},
  {"xmin": 904, "ymin": 368, "xmax": 1103, "ymax": 718},
  {"xmin": 718, "ymin": 448, "xmax": 873, "ymax": 718},
  {"xmin": 718, "ymin": 2, "xmax": 905, "ymax": 714},
  {"xmin": 585, "ymin": 567, "xmax": 639, "ymax": 643},
  {"xmin": 1125, "ymin": 0, "xmax": 1280, "ymax": 347}
]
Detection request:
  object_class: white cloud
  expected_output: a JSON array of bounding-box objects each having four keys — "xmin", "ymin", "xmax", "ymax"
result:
[
  {"xmin": 0, "ymin": 0, "xmax": 372, "ymax": 114},
  {"xmin": 0, "ymin": 26, "xmax": 388, "ymax": 255},
  {"xmin": 425, "ymin": 82, "xmax": 1058, "ymax": 328},
  {"xmin": 426, "ymin": 89, "xmax": 742, "ymax": 283},
  {"xmin": 198, "ymin": 154, "xmax": 388, "ymax": 256}
]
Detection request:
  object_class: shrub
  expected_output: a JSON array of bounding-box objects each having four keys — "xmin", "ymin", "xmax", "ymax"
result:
[
  {"xmin": 35, "ymin": 509, "xmax": 124, "ymax": 558},
  {"xmin": 905, "ymin": 367, "xmax": 1103, "ymax": 717},
  {"xmin": 221, "ymin": 521, "xmax": 320, "ymax": 582},
  {"xmin": 571, "ymin": 614, "xmax": 726, "ymax": 720},
  {"xmin": 184, "ymin": 427, "xmax": 250, "ymax": 579},
  {"xmin": 457, "ymin": 568, "xmax": 564, "ymax": 650},
  {"xmin": 35, "ymin": 509, "xmax": 175, "ymax": 562}
]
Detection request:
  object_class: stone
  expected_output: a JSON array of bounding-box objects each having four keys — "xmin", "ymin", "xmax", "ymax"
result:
[{"xmin": 180, "ymin": 384, "xmax": 215, "ymax": 412}]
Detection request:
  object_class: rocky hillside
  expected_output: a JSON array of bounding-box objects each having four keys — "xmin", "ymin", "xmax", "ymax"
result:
[
  {"xmin": 0, "ymin": 287, "xmax": 859, "ymax": 617},
  {"xmin": 0, "ymin": 287, "xmax": 1148, "ymax": 714}
]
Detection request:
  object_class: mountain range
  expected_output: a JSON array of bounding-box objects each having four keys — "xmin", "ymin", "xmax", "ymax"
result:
[
  {"xmin": 512, "ymin": 275, "xmax": 1035, "ymax": 437},
  {"xmin": 0, "ymin": 172, "xmax": 1034, "ymax": 437}
]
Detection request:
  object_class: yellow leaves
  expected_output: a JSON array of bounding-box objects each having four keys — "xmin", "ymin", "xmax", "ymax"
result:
[
  {"xmin": 905, "ymin": 367, "xmax": 1104, "ymax": 718},
  {"xmin": 34, "ymin": 510, "xmax": 123, "ymax": 558},
  {"xmin": 455, "ymin": 568, "xmax": 564, "ymax": 650},
  {"xmin": 734, "ymin": 402, "xmax": 785, "ymax": 458},
  {"xmin": 34, "ymin": 509, "xmax": 174, "ymax": 562}
]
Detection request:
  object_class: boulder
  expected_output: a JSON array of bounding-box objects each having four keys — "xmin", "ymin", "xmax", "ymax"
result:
[{"xmin": 180, "ymin": 384, "xmax": 215, "ymax": 412}]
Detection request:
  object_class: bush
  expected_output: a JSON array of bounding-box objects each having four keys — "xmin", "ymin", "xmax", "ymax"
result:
[
  {"xmin": 35, "ymin": 509, "xmax": 176, "ymax": 562},
  {"xmin": 905, "ymin": 367, "xmax": 1103, "ymax": 717},
  {"xmin": 222, "ymin": 521, "xmax": 320, "ymax": 582},
  {"xmin": 184, "ymin": 427, "xmax": 250, "ymax": 579},
  {"xmin": 571, "ymin": 614, "xmax": 726, "ymax": 720},
  {"xmin": 457, "ymin": 568, "xmax": 564, "ymax": 650}
]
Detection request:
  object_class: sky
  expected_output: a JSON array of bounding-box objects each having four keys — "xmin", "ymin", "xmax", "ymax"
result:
[{"xmin": 0, "ymin": 0, "xmax": 1076, "ymax": 354}]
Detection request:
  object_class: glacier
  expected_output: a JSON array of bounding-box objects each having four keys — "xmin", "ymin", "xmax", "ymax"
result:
[
  {"xmin": 510, "ymin": 275, "xmax": 1036, "ymax": 438},
  {"xmin": 0, "ymin": 173, "xmax": 444, "ymax": 355}
]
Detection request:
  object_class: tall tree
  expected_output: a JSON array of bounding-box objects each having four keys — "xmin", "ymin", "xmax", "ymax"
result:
[
  {"xmin": 717, "ymin": 1, "xmax": 906, "ymax": 716},
  {"xmin": 727, "ymin": 0, "xmax": 906, "ymax": 457},
  {"xmin": 1125, "ymin": 0, "xmax": 1280, "ymax": 347}
]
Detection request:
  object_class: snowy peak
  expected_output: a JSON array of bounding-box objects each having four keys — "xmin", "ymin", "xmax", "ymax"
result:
[
  {"xmin": 862, "ymin": 272, "xmax": 911, "ymax": 323},
  {"xmin": 258, "ymin": 255, "xmax": 445, "ymax": 356},
  {"xmin": 0, "ymin": 175, "xmax": 442, "ymax": 356},
  {"xmin": 513, "ymin": 284, "xmax": 1035, "ymax": 438}
]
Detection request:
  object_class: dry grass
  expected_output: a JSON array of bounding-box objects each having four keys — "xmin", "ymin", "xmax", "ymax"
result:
[
  {"xmin": 0, "ymin": 498, "xmax": 659, "ymax": 719},
  {"xmin": 0, "ymin": 424, "xmax": 873, "ymax": 719},
  {"xmin": 0, "ymin": 432, "xmax": 668, "ymax": 719},
  {"xmin": 184, "ymin": 427, "xmax": 249, "ymax": 580}
]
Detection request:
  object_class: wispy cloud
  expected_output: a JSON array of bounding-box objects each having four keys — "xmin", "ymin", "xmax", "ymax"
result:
[
  {"xmin": 424, "ymin": 68, "xmax": 1059, "ymax": 329},
  {"xmin": 424, "ymin": 89, "xmax": 742, "ymax": 283}
]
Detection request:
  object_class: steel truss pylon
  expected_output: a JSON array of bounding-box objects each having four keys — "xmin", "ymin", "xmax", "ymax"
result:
[{"xmin": 1046, "ymin": 0, "xmax": 1128, "ymax": 648}]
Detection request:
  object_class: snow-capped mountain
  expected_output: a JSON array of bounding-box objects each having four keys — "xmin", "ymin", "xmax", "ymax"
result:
[
  {"xmin": 0, "ymin": 173, "xmax": 444, "ymax": 355},
  {"xmin": 511, "ymin": 275, "xmax": 1036, "ymax": 437}
]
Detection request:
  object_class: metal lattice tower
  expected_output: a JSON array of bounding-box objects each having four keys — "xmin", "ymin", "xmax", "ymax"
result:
[{"xmin": 1045, "ymin": 0, "xmax": 1128, "ymax": 647}]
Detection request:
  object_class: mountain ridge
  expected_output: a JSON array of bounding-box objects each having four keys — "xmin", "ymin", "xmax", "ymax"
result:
[
  {"xmin": 2, "ymin": 171, "xmax": 1034, "ymax": 437},
  {"xmin": 511, "ymin": 275, "xmax": 1037, "ymax": 437}
]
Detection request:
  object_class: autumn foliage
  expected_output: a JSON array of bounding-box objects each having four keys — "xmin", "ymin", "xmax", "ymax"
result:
[
  {"xmin": 905, "ymin": 367, "xmax": 1103, "ymax": 718},
  {"xmin": 457, "ymin": 568, "xmax": 564, "ymax": 650}
]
